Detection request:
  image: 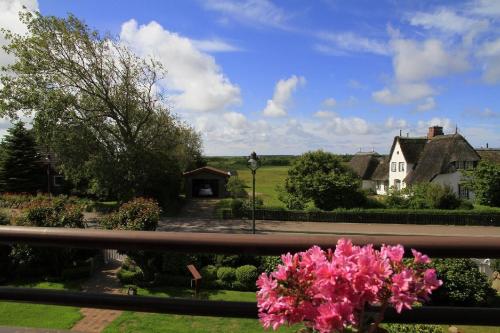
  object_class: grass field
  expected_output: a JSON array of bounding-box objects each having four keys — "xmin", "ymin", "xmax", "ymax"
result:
[
  {"xmin": 0, "ymin": 280, "xmax": 83, "ymax": 330},
  {"xmin": 235, "ymin": 166, "xmax": 289, "ymax": 207}
]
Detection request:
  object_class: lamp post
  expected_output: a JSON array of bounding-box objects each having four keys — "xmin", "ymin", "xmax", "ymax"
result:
[
  {"xmin": 247, "ymin": 151, "xmax": 260, "ymax": 234},
  {"xmin": 45, "ymin": 153, "xmax": 51, "ymax": 197}
]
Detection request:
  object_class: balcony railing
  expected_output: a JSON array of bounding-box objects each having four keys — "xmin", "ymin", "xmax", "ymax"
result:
[{"xmin": 1, "ymin": 225, "xmax": 500, "ymax": 326}]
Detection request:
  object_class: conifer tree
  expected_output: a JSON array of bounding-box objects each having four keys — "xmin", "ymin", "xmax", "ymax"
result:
[{"xmin": 0, "ymin": 122, "xmax": 45, "ymax": 193}]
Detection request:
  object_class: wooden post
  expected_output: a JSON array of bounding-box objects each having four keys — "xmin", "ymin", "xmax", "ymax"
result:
[{"xmin": 187, "ymin": 264, "xmax": 202, "ymax": 297}]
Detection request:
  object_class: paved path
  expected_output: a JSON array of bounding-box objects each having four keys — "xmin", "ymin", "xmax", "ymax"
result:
[
  {"xmin": 158, "ymin": 218, "xmax": 500, "ymax": 237},
  {"xmin": 70, "ymin": 262, "xmax": 123, "ymax": 333}
]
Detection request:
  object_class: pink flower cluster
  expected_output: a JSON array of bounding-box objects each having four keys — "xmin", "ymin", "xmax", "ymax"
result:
[{"xmin": 256, "ymin": 239, "xmax": 442, "ymax": 333}]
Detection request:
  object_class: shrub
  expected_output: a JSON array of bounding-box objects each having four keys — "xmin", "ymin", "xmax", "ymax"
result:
[
  {"xmin": 217, "ymin": 266, "xmax": 236, "ymax": 283},
  {"xmin": 117, "ymin": 268, "xmax": 143, "ymax": 284},
  {"xmin": 235, "ymin": 265, "xmax": 258, "ymax": 290},
  {"xmin": 100, "ymin": 197, "xmax": 161, "ymax": 231},
  {"xmin": 260, "ymin": 256, "xmax": 282, "ymax": 273},
  {"xmin": 0, "ymin": 210, "xmax": 9, "ymax": 225},
  {"xmin": 384, "ymin": 324, "xmax": 443, "ymax": 333},
  {"xmin": 432, "ymin": 258, "xmax": 496, "ymax": 306},
  {"xmin": 226, "ymin": 177, "xmax": 248, "ymax": 198},
  {"xmin": 230, "ymin": 199, "xmax": 245, "ymax": 218},
  {"xmin": 200, "ymin": 265, "xmax": 218, "ymax": 282}
]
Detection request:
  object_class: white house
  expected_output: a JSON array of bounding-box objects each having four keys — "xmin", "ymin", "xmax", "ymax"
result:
[{"xmin": 353, "ymin": 126, "xmax": 485, "ymax": 199}]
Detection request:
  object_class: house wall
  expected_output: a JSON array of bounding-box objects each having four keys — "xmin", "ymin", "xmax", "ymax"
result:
[
  {"xmin": 389, "ymin": 140, "xmax": 411, "ymax": 191},
  {"xmin": 432, "ymin": 171, "xmax": 475, "ymax": 201},
  {"xmin": 361, "ymin": 180, "xmax": 376, "ymax": 192}
]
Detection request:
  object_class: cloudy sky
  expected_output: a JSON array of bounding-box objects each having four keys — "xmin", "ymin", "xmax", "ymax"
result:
[{"xmin": 1, "ymin": 0, "xmax": 499, "ymax": 155}]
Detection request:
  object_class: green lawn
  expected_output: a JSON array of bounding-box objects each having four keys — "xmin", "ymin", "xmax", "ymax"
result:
[
  {"xmin": 104, "ymin": 287, "xmax": 297, "ymax": 333},
  {"xmin": 235, "ymin": 166, "xmax": 289, "ymax": 207},
  {"xmin": 0, "ymin": 280, "xmax": 83, "ymax": 330}
]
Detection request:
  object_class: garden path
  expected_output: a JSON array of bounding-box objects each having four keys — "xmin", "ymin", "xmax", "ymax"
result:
[
  {"xmin": 70, "ymin": 261, "xmax": 123, "ymax": 333},
  {"xmin": 177, "ymin": 198, "xmax": 220, "ymax": 219}
]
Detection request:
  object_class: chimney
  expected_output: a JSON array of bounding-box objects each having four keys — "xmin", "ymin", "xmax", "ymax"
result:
[
  {"xmin": 427, "ymin": 126, "xmax": 443, "ymax": 140},
  {"xmin": 487, "ymin": 143, "xmax": 489, "ymax": 149}
]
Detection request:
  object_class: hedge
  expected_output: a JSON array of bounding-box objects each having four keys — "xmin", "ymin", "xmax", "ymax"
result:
[{"xmin": 220, "ymin": 208, "xmax": 500, "ymax": 226}]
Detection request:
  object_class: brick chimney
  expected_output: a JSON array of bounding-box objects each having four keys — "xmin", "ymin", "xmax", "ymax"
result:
[{"xmin": 427, "ymin": 126, "xmax": 443, "ymax": 139}]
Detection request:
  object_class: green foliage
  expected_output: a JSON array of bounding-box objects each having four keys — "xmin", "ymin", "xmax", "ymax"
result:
[
  {"xmin": 386, "ymin": 183, "xmax": 463, "ymax": 210},
  {"xmin": 100, "ymin": 197, "xmax": 160, "ymax": 231},
  {"xmin": 384, "ymin": 324, "xmax": 443, "ymax": 333},
  {"xmin": 200, "ymin": 265, "xmax": 218, "ymax": 282},
  {"xmin": 0, "ymin": 122, "xmax": 45, "ymax": 193},
  {"xmin": 280, "ymin": 150, "xmax": 365, "ymax": 210},
  {"xmin": 217, "ymin": 267, "xmax": 236, "ymax": 283},
  {"xmin": 432, "ymin": 259, "xmax": 496, "ymax": 306},
  {"xmin": 465, "ymin": 160, "xmax": 500, "ymax": 207},
  {"xmin": 0, "ymin": 12, "xmax": 202, "ymax": 207},
  {"xmin": 235, "ymin": 265, "xmax": 258, "ymax": 290},
  {"xmin": 492, "ymin": 259, "xmax": 500, "ymax": 272},
  {"xmin": 226, "ymin": 177, "xmax": 248, "ymax": 198},
  {"xmin": 117, "ymin": 268, "xmax": 144, "ymax": 285},
  {"xmin": 260, "ymin": 256, "xmax": 282, "ymax": 273}
]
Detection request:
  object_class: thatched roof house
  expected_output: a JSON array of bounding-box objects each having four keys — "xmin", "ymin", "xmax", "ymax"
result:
[
  {"xmin": 405, "ymin": 134, "xmax": 480, "ymax": 184},
  {"xmin": 348, "ymin": 152, "xmax": 380, "ymax": 180},
  {"xmin": 476, "ymin": 149, "xmax": 500, "ymax": 165}
]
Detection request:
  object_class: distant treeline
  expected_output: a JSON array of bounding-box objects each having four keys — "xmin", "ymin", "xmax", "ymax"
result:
[{"xmin": 205, "ymin": 154, "xmax": 355, "ymax": 171}]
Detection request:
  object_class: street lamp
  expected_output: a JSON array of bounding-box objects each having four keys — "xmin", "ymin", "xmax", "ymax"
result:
[{"xmin": 247, "ymin": 151, "xmax": 260, "ymax": 234}]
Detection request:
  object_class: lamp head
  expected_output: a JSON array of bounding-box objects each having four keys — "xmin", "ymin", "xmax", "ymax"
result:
[{"xmin": 247, "ymin": 151, "xmax": 260, "ymax": 171}]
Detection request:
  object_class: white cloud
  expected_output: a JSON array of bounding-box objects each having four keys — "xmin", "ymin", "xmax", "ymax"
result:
[
  {"xmin": 262, "ymin": 75, "xmax": 305, "ymax": 117},
  {"xmin": 316, "ymin": 32, "xmax": 390, "ymax": 56},
  {"xmin": 322, "ymin": 97, "xmax": 337, "ymax": 108},
  {"xmin": 192, "ymin": 38, "xmax": 241, "ymax": 52},
  {"xmin": 469, "ymin": 0, "xmax": 500, "ymax": 17},
  {"xmin": 409, "ymin": 8, "xmax": 489, "ymax": 43},
  {"xmin": 0, "ymin": 0, "xmax": 38, "ymax": 68},
  {"xmin": 373, "ymin": 82, "xmax": 434, "ymax": 105},
  {"xmin": 120, "ymin": 19, "xmax": 241, "ymax": 113},
  {"xmin": 385, "ymin": 117, "xmax": 408, "ymax": 129},
  {"xmin": 392, "ymin": 38, "xmax": 469, "ymax": 83},
  {"xmin": 476, "ymin": 38, "xmax": 500, "ymax": 84},
  {"xmin": 203, "ymin": 0, "xmax": 289, "ymax": 29},
  {"xmin": 417, "ymin": 117, "xmax": 454, "ymax": 132},
  {"xmin": 223, "ymin": 112, "xmax": 247, "ymax": 128},
  {"xmin": 415, "ymin": 97, "xmax": 437, "ymax": 112},
  {"xmin": 314, "ymin": 110, "xmax": 337, "ymax": 118}
]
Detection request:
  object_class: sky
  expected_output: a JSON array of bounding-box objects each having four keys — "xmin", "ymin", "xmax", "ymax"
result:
[{"xmin": 1, "ymin": 0, "xmax": 499, "ymax": 155}]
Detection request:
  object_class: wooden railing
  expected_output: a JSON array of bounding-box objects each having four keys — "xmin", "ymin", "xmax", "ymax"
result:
[{"xmin": 0, "ymin": 226, "xmax": 499, "ymax": 326}]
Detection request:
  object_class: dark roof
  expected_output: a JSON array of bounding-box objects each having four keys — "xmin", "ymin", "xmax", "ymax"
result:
[
  {"xmin": 405, "ymin": 134, "xmax": 480, "ymax": 184},
  {"xmin": 476, "ymin": 149, "xmax": 500, "ymax": 164},
  {"xmin": 348, "ymin": 153, "xmax": 380, "ymax": 180},
  {"xmin": 371, "ymin": 157, "xmax": 389, "ymax": 181},
  {"xmin": 389, "ymin": 136, "xmax": 428, "ymax": 164},
  {"xmin": 183, "ymin": 166, "xmax": 231, "ymax": 178}
]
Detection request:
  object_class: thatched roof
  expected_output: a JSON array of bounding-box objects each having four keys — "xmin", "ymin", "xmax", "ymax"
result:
[
  {"xmin": 389, "ymin": 136, "xmax": 428, "ymax": 164},
  {"xmin": 348, "ymin": 153, "xmax": 380, "ymax": 180},
  {"xmin": 371, "ymin": 157, "xmax": 389, "ymax": 181},
  {"xmin": 476, "ymin": 149, "xmax": 500, "ymax": 165},
  {"xmin": 405, "ymin": 134, "xmax": 480, "ymax": 184}
]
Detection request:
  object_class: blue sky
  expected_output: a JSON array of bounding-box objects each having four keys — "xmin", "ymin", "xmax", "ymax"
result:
[{"xmin": 1, "ymin": 0, "xmax": 499, "ymax": 155}]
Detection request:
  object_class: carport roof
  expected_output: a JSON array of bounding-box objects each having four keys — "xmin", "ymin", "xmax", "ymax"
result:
[{"xmin": 183, "ymin": 166, "xmax": 231, "ymax": 178}]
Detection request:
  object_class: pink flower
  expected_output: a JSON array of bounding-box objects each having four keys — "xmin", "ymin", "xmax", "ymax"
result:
[
  {"xmin": 381, "ymin": 244, "xmax": 405, "ymax": 263},
  {"xmin": 412, "ymin": 249, "xmax": 431, "ymax": 264}
]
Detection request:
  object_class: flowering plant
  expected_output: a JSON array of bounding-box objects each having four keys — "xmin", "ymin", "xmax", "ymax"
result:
[{"xmin": 256, "ymin": 239, "xmax": 442, "ymax": 333}]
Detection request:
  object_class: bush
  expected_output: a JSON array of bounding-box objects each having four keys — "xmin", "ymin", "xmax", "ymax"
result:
[
  {"xmin": 230, "ymin": 199, "xmax": 245, "ymax": 218},
  {"xmin": 387, "ymin": 184, "xmax": 462, "ymax": 210},
  {"xmin": 217, "ymin": 267, "xmax": 236, "ymax": 283},
  {"xmin": 260, "ymin": 256, "xmax": 282, "ymax": 273},
  {"xmin": 100, "ymin": 197, "xmax": 161, "ymax": 231},
  {"xmin": 200, "ymin": 265, "xmax": 218, "ymax": 282},
  {"xmin": 235, "ymin": 265, "xmax": 258, "ymax": 290},
  {"xmin": 384, "ymin": 324, "xmax": 443, "ymax": 333},
  {"xmin": 226, "ymin": 177, "xmax": 248, "ymax": 198},
  {"xmin": 432, "ymin": 258, "xmax": 496, "ymax": 306},
  {"xmin": 117, "ymin": 268, "xmax": 144, "ymax": 284}
]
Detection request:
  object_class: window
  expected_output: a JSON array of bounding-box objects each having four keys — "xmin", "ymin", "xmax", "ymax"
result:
[
  {"xmin": 391, "ymin": 162, "xmax": 396, "ymax": 172},
  {"xmin": 458, "ymin": 184, "xmax": 469, "ymax": 199},
  {"xmin": 399, "ymin": 162, "xmax": 405, "ymax": 172},
  {"xmin": 394, "ymin": 179, "xmax": 401, "ymax": 190},
  {"xmin": 465, "ymin": 161, "xmax": 474, "ymax": 170}
]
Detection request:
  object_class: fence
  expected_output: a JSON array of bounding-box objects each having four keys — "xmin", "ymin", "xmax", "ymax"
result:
[
  {"xmin": 102, "ymin": 249, "xmax": 126, "ymax": 263},
  {"xmin": 0, "ymin": 225, "xmax": 500, "ymax": 326},
  {"xmin": 221, "ymin": 208, "xmax": 500, "ymax": 226}
]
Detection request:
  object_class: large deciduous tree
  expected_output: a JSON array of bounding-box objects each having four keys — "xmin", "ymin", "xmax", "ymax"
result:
[
  {"xmin": 0, "ymin": 122, "xmax": 45, "ymax": 193},
  {"xmin": 0, "ymin": 12, "xmax": 202, "ymax": 207},
  {"xmin": 279, "ymin": 150, "xmax": 365, "ymax": 210}
]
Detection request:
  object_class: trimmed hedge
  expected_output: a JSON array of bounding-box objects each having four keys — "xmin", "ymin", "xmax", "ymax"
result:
[
  {"xmin": 383, "ymin": 324, "xmax": 443, "ymax": 333},
  {"xmin": 216, "ymin": 267, "xmax": 236, "ymax": 283},
  {"xmin": 235, "ymin": 265, "xmax": 258, "ymax": 290},
  {"xmin": 221, "ymin": 208, "xmax": 500, "ymax": 226},
  {"xmin": 117, "ymin": 268, "xmax": 143, "ymax": 284}
]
